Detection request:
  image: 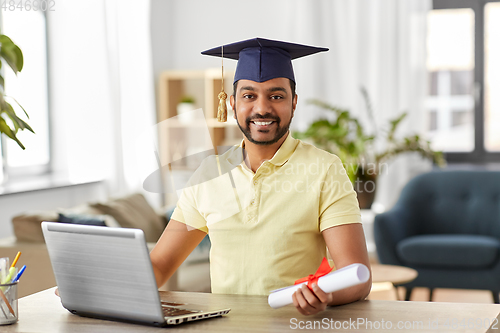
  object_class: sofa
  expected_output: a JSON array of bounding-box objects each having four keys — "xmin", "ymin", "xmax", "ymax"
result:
[
  {"xmin": 0, "ymin": 193, "xmax": 173, "ymax": 298},
  {"xmin": 374, "ymin": 170, "xmax": 500, "ymax": 302}
]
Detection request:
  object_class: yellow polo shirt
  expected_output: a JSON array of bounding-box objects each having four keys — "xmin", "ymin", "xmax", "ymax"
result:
[{"xmin": 171, "ymin": 134, "xmax": 361, "ymax": 295}]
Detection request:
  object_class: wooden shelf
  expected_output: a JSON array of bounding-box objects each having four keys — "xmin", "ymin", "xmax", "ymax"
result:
[{"xmin": 157, "ymin": 69, "xmax": 242, "ymax": 205}]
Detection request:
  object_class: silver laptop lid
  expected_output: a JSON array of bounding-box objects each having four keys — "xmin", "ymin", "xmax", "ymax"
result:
[{"xmin": 42, "ymin": 222, "xmax": 165, "ymax": 325}]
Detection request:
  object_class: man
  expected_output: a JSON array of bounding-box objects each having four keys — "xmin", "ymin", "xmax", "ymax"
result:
[{"xmin": 150, "ymin": 38, "xmax": 371, "ymax": 316}]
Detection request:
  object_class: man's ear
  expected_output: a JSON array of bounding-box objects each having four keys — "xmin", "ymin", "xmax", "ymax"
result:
[
  {"xmin": 292, "ymin": 94, "xmax": 298, "ymax": 118},
  {"xmin": 230, "ymin": 95, "xmax": 236, "ymax": 119}
]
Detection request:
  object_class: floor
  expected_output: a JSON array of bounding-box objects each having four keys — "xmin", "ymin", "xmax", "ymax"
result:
[{"xmin": 177, "ymin": 261, "xmax": 495, "ymax": 304}]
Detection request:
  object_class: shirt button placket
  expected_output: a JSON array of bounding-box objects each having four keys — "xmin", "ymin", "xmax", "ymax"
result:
[{"xmin": 249, "ymin": 176, "xmax": 260, "ymax": 223}]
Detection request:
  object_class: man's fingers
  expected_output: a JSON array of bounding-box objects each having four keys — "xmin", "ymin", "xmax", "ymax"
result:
[
  {"xmin": 311, "ymin": 283, "xmax": 329, "ymax": 303},
  {"xmin": 295, "ymin": 286, "xmax": 317, "ymax": 313},
  {"xmin": 293, "ymin": 283, "xmax": 333, "ymax": 316},
  {"xmin": 292, "ymin": 291, "xmax": 310, "ymax": 315},
  {"xmin": 300, "ymin": 285, "xmax": 323, "ymax": 309}
]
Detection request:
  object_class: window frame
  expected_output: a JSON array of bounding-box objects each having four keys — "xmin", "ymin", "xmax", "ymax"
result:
[
  {"xmin": 432, "ymin": 0, "xmax": 500, "ymax": 163},
  {"xmin": 0, "ymin": 9, "xmax": 53, "ymax": 179}
]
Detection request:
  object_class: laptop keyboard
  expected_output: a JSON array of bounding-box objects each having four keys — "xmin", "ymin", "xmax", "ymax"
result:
[
  {"xmin": 161, "ymin": 301, "xmax": 200, "ymax": 317},
  {"xmin": 162, "ymin": 306, "xmax": 200, "ymax": 317}
]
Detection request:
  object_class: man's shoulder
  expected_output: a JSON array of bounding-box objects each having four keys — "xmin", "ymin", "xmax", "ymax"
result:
[{"xmin": 293, "ymin": 138, "xmax": 342, "ymax": 164}]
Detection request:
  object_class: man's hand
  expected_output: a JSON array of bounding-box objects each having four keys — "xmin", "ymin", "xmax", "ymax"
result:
[{"xmin": 292, "ymin": 283, "xmax": 333, "ymax": 315}]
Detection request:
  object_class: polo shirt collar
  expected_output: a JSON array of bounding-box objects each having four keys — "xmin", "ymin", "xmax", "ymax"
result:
[
  {"xmin": 267, "ymin": 133, "xmax": 298, "ymax": 166},
  {"xmin": 224, "ymin": 133, "xmax": 298, "ymax": 169}
]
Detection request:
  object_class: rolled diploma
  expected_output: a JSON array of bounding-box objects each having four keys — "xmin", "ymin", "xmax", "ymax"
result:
[{"xmin": 268, "ymin": 263, "xmax": 370, "ymax": 309}]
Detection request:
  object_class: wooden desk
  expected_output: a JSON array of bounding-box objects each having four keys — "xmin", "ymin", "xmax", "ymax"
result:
[{"xmin": 3, "ymin": 288, "xmax": 500, "ymax": 332}]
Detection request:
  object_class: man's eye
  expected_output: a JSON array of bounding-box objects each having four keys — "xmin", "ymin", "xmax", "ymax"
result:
[
  {"xmin": 271, "ymin": 95, "xmax": 283, "ymax": 100},
  {"xmin": 243, "ymin": 94, "xmax": 254, "ymax": 99}
]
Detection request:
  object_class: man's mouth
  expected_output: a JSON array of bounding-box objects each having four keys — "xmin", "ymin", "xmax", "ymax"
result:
[{"xmin": 250, "ymin": 120, "xmax": 276, "ymax": 128}]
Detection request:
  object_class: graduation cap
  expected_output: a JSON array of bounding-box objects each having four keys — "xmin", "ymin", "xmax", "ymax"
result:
[{"xmin": 202, "ymin": 37, "xmax": 329, "ymax": 122}]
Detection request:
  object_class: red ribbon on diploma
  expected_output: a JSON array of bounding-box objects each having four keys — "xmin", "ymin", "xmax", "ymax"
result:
[{"xmin": 294, "ymin": 257, "xmax": 333, "ymax": 291}]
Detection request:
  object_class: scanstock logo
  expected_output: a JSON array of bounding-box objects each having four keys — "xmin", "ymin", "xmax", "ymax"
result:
[{"xmin": 136, "ymin": 109, "xmax": 244, "ymax": 197}]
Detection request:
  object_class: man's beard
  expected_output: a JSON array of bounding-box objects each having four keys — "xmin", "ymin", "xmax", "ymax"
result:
[{"xmin": 235, "ymin": 108, "xmax": 292, "ymax": 146}]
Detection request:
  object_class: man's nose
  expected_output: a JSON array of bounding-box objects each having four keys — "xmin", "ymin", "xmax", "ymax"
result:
[{"xmin": 253, "ymin": 97, "xmax": 271, "ymax": 115}]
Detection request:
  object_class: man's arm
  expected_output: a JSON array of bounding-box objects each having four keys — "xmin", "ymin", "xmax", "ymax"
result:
[
  {"xmin": 292, "ymin": 223, "xmax": 372, "ymax": 315},
  {"xmin": 150, "ymin": 219, "xmax": 207, "ymax": 288},
  {"xmin": 323, "ymin": 223, "xmax": 372, "ymax": 304}
]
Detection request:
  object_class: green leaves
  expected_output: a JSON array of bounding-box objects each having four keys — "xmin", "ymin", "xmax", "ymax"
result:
[
  {"xmin": 387, "ymin": 113, "xmax": 407, "ymax": 142},
  {"xmin": 294, "ymin": 88, "xmax": 445, "ymax": 183},
  {"xmin": 3, "ymin": 100, "xmax": 34, "ymax": 133},
  {"xmin": 0, "ymin": 34, "xmax": 24, "ymax": 77},
  {"xmin": 0, "ymin": 33, "xmax": 33, "ymax": 150},
  {"xmin": 0, "ymin": 115, "xmax": 24, "ymax": 149}
]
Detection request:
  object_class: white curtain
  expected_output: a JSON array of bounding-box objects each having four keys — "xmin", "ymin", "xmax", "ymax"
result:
[
  {"xmin": 47, "ymin": 0, "xmax": 160, "ymax": 207},
  {"xmin": 288, "ymin": 0, "xmax": 432, "ymax": 210}
]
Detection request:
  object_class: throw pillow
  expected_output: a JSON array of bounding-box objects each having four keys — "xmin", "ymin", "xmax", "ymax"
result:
[
  {"xmin": 12, "ymin": 212, "xmax": 59, "ymax": 242},
  {"xmin": 58, "ymin": 213, "xmax": 107, "ymax": 227}
]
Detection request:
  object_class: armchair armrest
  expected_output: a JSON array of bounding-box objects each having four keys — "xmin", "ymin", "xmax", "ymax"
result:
[{"xmin": 374, "ymin": 207, "xmax": 417, "ymax": 265}]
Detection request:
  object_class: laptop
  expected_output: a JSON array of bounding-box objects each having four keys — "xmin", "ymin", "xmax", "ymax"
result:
[{"xmin": 41, "ymin": 221, "xmax": 230, "ymax": 326}]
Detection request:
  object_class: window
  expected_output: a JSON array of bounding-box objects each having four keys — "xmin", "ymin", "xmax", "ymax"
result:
[
  {"xmin": 484, "ymin": 2, "xmax": 500, "ymax": 151},
  {"xmin": 426, "ymin": 0, "xmax": 500, "ymax": 163},
  {"xmin": 0, "ymin": 10, "xmax": 51, "ymax": 178}
]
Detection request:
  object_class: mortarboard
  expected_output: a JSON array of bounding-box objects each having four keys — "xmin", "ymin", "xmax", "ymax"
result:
[
  {"xmin": 202, "ymin": 37, "xmax": 329, "ymax": 122},
  {"xmin": 202, "ymin": 37, "xmax": 329, "ymax": 83}
]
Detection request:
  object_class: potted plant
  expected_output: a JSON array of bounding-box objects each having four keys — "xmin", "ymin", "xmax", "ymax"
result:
[
  {"xmin": 176, "ymin": 95, "xmax": 196, "ymax": 124},
  {"xmin": 294, "ymin": 88, "xmax": 445, "ymax": 209},
  {"xmin": 0, "ymin": 33, "xmax": 34, "ymax": 150}
]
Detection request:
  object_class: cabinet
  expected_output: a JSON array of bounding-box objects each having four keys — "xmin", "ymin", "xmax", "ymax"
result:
[{"xmin": 156, "ymin": 69, "xmax": 241, "ymax": 205}]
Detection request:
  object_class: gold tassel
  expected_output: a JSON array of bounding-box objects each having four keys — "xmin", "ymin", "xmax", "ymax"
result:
[
  {"xmin": 217, "ymin": 91, "xmax": 227, "ymax": 122},
  {"xmin": 217, "ymin": 45, "xmax": 227, "ymax": 122}
]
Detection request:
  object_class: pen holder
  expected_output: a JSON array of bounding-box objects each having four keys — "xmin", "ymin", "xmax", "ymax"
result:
[{"xmin": 0, "ymin": 281, "xmax": 18, "ymax": 325}]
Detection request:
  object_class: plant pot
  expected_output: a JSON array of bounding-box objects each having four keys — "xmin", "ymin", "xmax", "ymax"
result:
[
  {"xmin": 354, "ymin": 177, "xmax": 377, "ymax": 209},
  {"xmin": 176, "ymin": 102, "xmax": 196, "ymax": 124}
]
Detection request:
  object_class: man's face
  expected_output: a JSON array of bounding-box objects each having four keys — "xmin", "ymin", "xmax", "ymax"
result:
[{"xmin": 230, "ymin": 78, "xmax": 298, "ymax": 146}]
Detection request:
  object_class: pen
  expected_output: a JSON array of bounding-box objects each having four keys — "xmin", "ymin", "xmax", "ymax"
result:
[
  {"xmin": 1, "ymin": 267, "xmax": 16, "ymax": 285},
  {"xmin": 11, "ymin": 265, "xmax": 26, "ymax": 283},
  {"xmin": 10, "ymin": 252, "xmax": 21, "ymax": 269},
  {"xmin": 1, "ymin": 252, "xmax": 21, "ymax": 285},
  {"xmin": 0, "ymin": 288, "xmax": 15, "ymax": 316}
]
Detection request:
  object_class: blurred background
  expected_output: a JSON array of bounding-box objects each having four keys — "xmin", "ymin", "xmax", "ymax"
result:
[{"xmin": 0, "ymin": 0, "xmax": 499, "ymax": 300}]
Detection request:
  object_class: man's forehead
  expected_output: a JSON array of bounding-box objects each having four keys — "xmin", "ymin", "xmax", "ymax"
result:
[{"xmin": 237, "ymin": 78, "xmax": 290, "ymax": 91}]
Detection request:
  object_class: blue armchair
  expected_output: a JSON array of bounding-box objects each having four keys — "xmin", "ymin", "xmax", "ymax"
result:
[{"xmin": 374, "ymin": 170, "xmax": 500, "ymax": 302}]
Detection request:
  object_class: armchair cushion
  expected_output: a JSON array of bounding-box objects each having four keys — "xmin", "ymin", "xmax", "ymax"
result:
[{"xmin": 397, "ymin": 234, "xmax": 500, "ymax": 269}]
